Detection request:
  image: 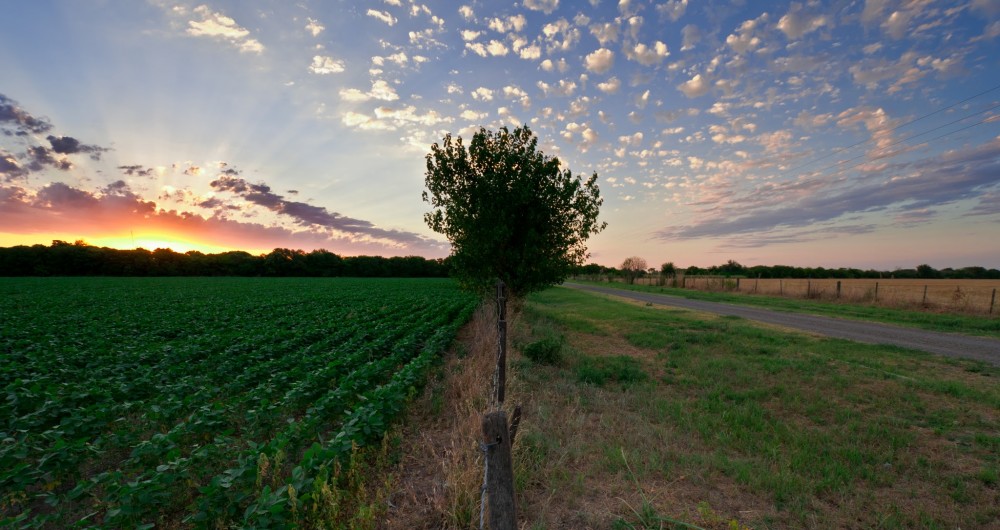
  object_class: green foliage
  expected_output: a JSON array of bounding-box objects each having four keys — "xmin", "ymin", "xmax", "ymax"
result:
[
  {"xmin": 0, "ymin": 277, "xmax": 476, "ymax": 528},
  {"xmin": 575, "ymin": 355, "xmax": 648, "ymax": 387},
  {"xmin": 422, "ymin": 125, "xmax": 606, "ymax": 296},
  {"xmin": 523, "ymin": 335, "xmax": 565, "ymax": 365}
]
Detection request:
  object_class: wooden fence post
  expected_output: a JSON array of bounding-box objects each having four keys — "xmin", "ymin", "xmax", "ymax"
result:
[
  {"xmin": 875, "ymin": 282, "xmax": 879, "ymax": 302},
  {"xmin": 836, "ymin": 281, "xmax": 841, "ymax": 299},
  {"xmin": 807, "ymin": 280, "xmax": 811, "ymax": 298},
  {"xmin": 990, "ymin": 288, "xmax": 996, "ymax": 315},
  {"xmin": 922, "ymin": 285, "xmax": 928, "ymax": 305},
  {"xmin": 496, "ymin": 279, "xmax": 507, "ymax": 405},
  {"xmin": 736, "ymin": 278, "xmax": 740, "ymax": 291},
  {"xmin": 779, "ymin": 279, "xmax": 783, "ymax": 296},
  {"xmin": 482, "ymin": 411, "xmax": 516, "ymax": 530}
]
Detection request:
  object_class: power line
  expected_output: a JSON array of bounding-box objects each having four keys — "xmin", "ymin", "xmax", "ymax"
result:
[
  {"xmin": 808, "ymin": 101, "xmax": 1000, "ymax": 176},
  {"xmin": 809, "ymin": 112, "xmax": 1000, "ymax": 181},
  {"xmin": 776, "ymin": 82, "xmax": 1000, "ymax": 177}
]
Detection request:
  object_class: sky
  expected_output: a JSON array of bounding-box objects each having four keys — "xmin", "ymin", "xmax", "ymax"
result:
[{"xmin": 1, "ymin": 0, "xmax": 999, "ymax": 270}]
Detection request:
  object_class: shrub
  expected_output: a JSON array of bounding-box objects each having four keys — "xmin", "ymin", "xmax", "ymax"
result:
[{"xmin": 523, "ymin": 335, "xmax": 565, "ymax": 365}]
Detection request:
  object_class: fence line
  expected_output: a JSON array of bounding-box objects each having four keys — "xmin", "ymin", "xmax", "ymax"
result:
[
  {"xmin": 479, "ymin": 279, "xmax": 519, "ymax": 529},
  {"xmin": 581, "ymin": 275, "xmax": 1000, "ymax": 316}
]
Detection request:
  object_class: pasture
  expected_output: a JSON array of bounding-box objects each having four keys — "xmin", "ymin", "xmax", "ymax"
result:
[
  {"xmin": 502, "ymin": 287, "xmax": 999, "ymax": 528},
  {"xmin": 0, "ymin": 277, "xmax": 476, "ymax": 528}
]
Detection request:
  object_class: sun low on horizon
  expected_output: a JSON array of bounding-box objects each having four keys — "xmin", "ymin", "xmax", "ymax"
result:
[
  {"xmin": 0, "ymin": 231, "xmax": 268, "ymax": 255},
  {"xmin": 1, "ymin": 0, "xmax": 999, "ymax": 270}
]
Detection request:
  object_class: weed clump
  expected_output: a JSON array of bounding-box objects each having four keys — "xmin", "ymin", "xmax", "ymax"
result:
[{"xmin": 523, "ymin": 335, "xmax": 565, "ymax": 365}]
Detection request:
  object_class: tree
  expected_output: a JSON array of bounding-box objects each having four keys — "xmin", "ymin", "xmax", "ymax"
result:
[
  {"xmin": 423, "ymin": 125, "xmax": 606, "ymax": 295},
  {"xmin": 621, "ymin": 256, "xmax": 647, "ymax": 285},
  {"xmin": 916, "ymin": 263, "xmax": 940, "ymax": 279},
  {"xmin": 659, "ymin": 261, "xmax": 676, "ymax": 286}
]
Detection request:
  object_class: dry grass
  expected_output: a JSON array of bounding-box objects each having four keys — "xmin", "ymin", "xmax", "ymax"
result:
[
  {"xmin": 383, "ymin": 301, "xmax": 514, "ymax": 529},
  {"xmin": 673, "ymin": 277, "xmax": 1000, "ymax": 314}
]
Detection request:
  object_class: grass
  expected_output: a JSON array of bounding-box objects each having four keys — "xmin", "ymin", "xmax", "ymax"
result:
[
  {"xmin": 570, "ymin": 279, "xmax": 1000, "ymax": 339},
  {"xmin": 502, "ymin": 286, "xmax": 1000, "ymax": 528}
]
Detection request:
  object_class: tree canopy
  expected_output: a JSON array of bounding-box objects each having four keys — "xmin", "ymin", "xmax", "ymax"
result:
[{"xmin": 422, "ymin": 125, "xmax": 606, "ymax": 296}]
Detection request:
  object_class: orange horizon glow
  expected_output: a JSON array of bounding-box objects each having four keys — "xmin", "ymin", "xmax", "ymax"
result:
[{"xmin": 0, "ymin": 232, "xmax": 271, "ymax": 255}]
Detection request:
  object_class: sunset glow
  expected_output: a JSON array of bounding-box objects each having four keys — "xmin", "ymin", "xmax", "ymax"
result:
[{"xmin": 1, "ymin": 1, "xmax": 998, "ymax": 268}]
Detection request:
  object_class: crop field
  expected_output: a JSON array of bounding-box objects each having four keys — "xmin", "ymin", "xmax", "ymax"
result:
[
  {"xmin": 662, "ymin": 277, "xmax": 1000, "ymax": 315},
  {"xmin": 0, "ymin": 277, "xmax": 476, "ymax": 528}
]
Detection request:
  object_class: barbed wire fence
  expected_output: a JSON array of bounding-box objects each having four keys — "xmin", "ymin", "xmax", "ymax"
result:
[{"xmin": 478, "ymin": 279, "xmax": 520, "ymax": 530}]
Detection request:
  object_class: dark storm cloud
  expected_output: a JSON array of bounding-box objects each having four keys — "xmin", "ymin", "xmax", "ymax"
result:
[
  {"xmin": 47, "ymin": 135, "xmax": 110, "ymax": 160},
  {"xmin": 0, "ymin": 93, "xmax": 53, "ymax": 135}
]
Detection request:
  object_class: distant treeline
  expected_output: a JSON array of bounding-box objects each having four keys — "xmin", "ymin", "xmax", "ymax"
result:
[
  {"xmin": 573, "ymin": 260, "xmax": 1000, "ymax": 280},
  {"xmin": 0, "ymin": 241, "xmax": 450, "ymax": 277}
]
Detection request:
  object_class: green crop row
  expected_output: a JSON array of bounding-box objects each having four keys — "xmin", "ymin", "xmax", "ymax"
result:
[{"xmin": 0, "ymin": 277, "xmax": 476, "ymax": 528}]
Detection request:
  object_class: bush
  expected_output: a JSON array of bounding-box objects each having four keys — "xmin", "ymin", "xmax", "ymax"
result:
[{"xmin": 523, "ymin": 336, "xmax": 565, "ymax": 365}]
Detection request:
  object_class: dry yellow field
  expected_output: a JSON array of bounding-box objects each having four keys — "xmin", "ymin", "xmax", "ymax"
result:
[{"xmin": 668, "ymin": 276, "xmax": 1000, "ymax": 314}]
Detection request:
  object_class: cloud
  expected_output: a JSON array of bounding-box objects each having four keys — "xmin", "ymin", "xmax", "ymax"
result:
[
  {"xmin": 118, "ymin": 165, "xmax": 155, "ymax": 177},
  {"xmin": 46, "ymin": 135, "xmax": 110, "ymax": 160},
  {"xmin": 725, "ymin": 13, "xmax": 768, "ymax": 55},
  {"xmin": 1, "ymin": 150, "xmax": 29, "ymax": 180},
  {"xmin": 596, "ymin": 77, "xmax": 621, "ymax": 94},
  {"xmin": 589, "ymin": 22, "xmax": 619, "ymax": 45},
  {"xmin": 305, "ymin": 17, "xmax": 325, "ymax": 37},
  {"xmin": 584, "ymin": 48, "xmax": 614, "ymax": 73},
  {"xmin": 524, "ymin": 0, "xmax": 559, "ymax": 15},
  {"xmin": 625, "ymin": 41, "xmax": 669, "ymax": 65},
  {"xmin": 677, "ymin": 73, "xmax": 710, "ymax": 97},
  {"xmin": 681, "ymin": 24, "xmax": 701, "ymax": 51},
  {"xmin": 0, "ymin": 93, "xmax": 53, "ymax": 135},
  {"xmin": 655, "ymin": 137, "xmax": 1000, "ymax": 240},
  {"xmin": 657, "ymin": 0, "xmax": 688, "ymax": 22},
  {"xmin": 0, "ymin": 182, "xmax": 445, "ymax": 255},
  {"xmin": 777, "ymin": 6, "xmax": 829, "ymax": 39},
  {"xmin": 186, "ymin": 6, "xmax": 263, "ymax": 53},
  {"xmin": 367, "ymin": 9, "xmax": 398, "ymax": 26},
  {"xmin": 519, "ymin": 44, "xmax": 542, "ymax": 59},
  {"xmin": 472, "ymin": 87, "xmax": 494, "ymax": 101},
  {"xmin": 208, "ymin": 175, "xmax": 433, "ymax": 246},
  {"xmin": 309, "ymin": 55, "xmax": 346, "ymax": 74}
]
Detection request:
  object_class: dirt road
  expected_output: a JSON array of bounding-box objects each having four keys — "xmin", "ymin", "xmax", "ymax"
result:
[{"xmin": 564, "ymin": 283, "xmax": 1000, "ymax": 367}]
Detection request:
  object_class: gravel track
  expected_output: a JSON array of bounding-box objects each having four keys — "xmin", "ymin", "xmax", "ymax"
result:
[{"xmin": 564, "ymin": 282, "xmax": 1000, "ymax": 367}]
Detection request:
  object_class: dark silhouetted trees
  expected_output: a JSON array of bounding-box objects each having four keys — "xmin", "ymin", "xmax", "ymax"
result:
[{"xmin": 0, "ymin": 241, "xmax": 451, "ymax": 277}]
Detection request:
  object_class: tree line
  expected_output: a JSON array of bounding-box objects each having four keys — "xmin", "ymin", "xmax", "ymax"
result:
[
  {"xmin": 0, "ymin": 241, "xmax": 451, "ymax": 277},
  {"xmin": 574, "ymin": 258, "xmax": 1000, "ymax": 281}
]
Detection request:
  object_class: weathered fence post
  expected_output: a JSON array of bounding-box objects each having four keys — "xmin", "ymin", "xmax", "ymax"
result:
[
  {"xmin": 481, "ymin": 279, "xmax": 517, "ymax": 529},
  {"xmin": 990, "ymin": 288, "xmax": 996, "ymax": 315},
  {"xmin": 807, "ymin": 280, "xmax": 811, "ymax": 298},
  {"xmin": 496, "ymin": 280, "xmax": 507, "ymax": 405},
  {"xmin": 836, "ymin": 281, "xmax": 841, "ymax": 299},
  {"xmin": 922, "ymin": 285, "xmax": 928, "ymax": 305},
  {"xmin": 779, "ymin": 279, "xmax": 783, "ymax": 296},
  {"xmin": 482, "ymin": 411, "xmax": 516, "ymax": 530},
  {"xmin": 736, "ymin": 278, "xmax": 740, "ymax": 291},
  {"xmin": 875, "ymin": 282, "xmax": 879, "ymax": 302}
]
